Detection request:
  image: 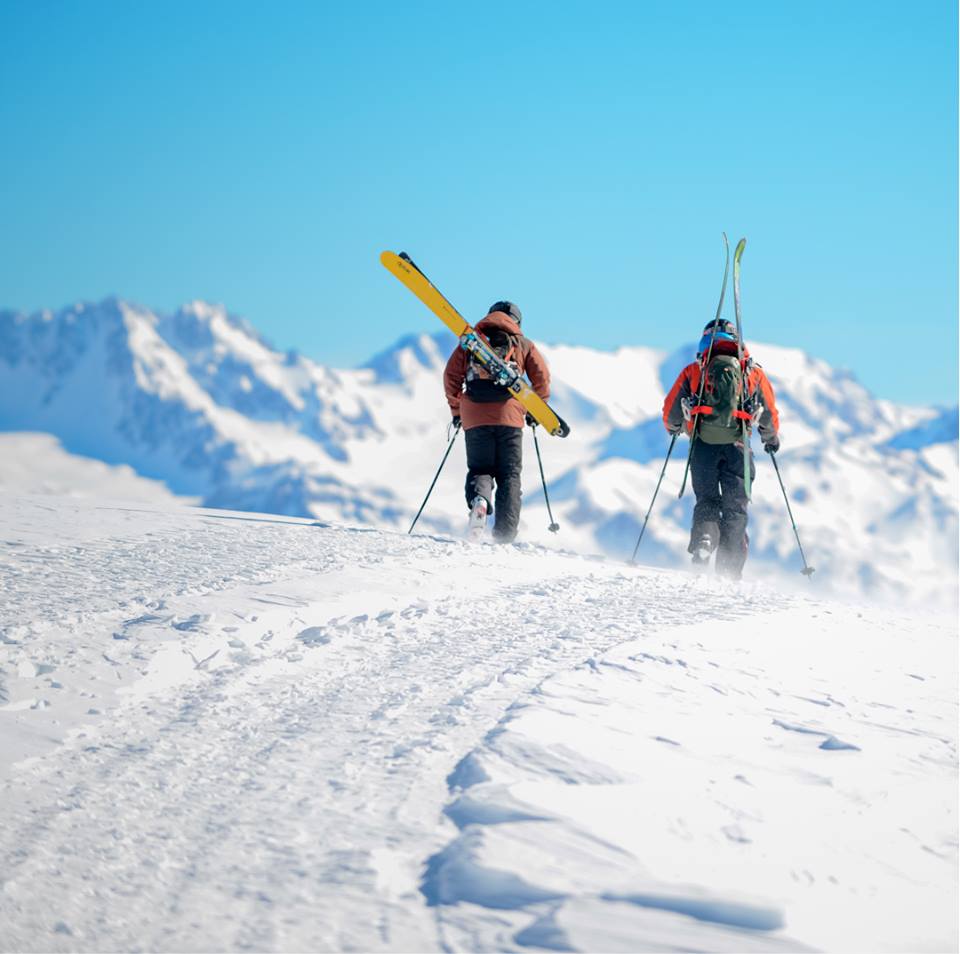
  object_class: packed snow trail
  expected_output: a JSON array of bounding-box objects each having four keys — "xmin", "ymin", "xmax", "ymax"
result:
[{"xmin": 0, "ymin": 495, "xmax": 955, "ymax": 952}]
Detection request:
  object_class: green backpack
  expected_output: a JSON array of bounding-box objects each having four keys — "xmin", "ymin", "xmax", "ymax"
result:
[{"xmin": 697, "ymin": 354, "xmax": 746, "ymax": 444}]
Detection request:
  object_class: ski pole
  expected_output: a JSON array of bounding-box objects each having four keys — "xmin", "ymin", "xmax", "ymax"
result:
[
  {"xmin": 630, "ymin": 432, "xmax": 678, "ymax": 564},
  {"xmin": 679, "ymin": 232, "xmax": 730, "ymax": 498},
  {"xmin": 769, "ymin": 451, "xmax": 815, "ymax": 578},
  {"xmin": 531, "ymin": 423, "xmax": 560, "ymax": 533},
  {"xmin": 408, "ymin": 422, "xmax": 461, "ymax": 534}
]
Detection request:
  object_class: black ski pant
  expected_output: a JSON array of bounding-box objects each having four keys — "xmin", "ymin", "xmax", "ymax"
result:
[
  {"xmin": 464, "ymin": 425, "xmax": 523, "ymax": 543},
  {"xmin": 690, "ymin": 440, "xmax": 755, "ymax": 579}
]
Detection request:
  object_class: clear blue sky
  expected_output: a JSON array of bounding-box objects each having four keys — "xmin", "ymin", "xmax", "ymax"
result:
[{"xmin": 1, "ymin": 0, "xmax": 956, "ymax": 404}]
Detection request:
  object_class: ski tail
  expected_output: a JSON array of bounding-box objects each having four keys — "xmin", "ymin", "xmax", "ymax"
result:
[
  {"xmin": 679, "ymin": 232, "xmax": 731, "ymax": 499},
  {"xmin": 380, "ymin": 251, "xmax": 469, "ymax": 337}
]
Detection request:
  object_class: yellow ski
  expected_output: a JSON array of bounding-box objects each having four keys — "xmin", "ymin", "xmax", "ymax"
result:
[{"xmin": 380, "ymin": 251, "xmax": 570, "ymax": 438}]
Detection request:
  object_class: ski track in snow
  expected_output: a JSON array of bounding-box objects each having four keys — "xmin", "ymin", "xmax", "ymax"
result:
[{"xmin": 0, "ymin": 495, "xmax": 955, "ymax": 952}]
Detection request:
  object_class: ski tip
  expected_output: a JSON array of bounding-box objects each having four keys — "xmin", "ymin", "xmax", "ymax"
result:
[
  {"xmin": 553, "ymin": 418, "xmax": 571, "ymax": 439},
  {"xmin": 380, "ymin": 250, "xmax": 409, "ymax": 272},
  {"xmin": 382, "ymin": 250, "xmax": 423, "ymax": 275}
]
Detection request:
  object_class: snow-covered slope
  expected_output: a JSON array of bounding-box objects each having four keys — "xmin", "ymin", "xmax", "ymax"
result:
[
  {"xmin": 0, "ymin": 433, "xmax": 187, "ymax": 504},
  {"xmin": 0, "ymin": 298, "xmax": 955, "ymax": 603},
  {"xmin": 0, "ymin": 493, "xmax": 955, "ymax": 952}
]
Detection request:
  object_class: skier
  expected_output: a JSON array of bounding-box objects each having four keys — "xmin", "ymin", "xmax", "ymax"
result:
[
  {"xmin": 443, "ymin": 301, "xmax": 551, "ymax": 542},
  {"xmin": 662, "ymin": 318, "xmax": 780, "ymax": 579}
]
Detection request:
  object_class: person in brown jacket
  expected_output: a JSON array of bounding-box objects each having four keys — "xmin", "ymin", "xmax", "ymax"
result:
[{"xmin": 443, "ymin": 301, "xmax": 551, "ymax": 542}]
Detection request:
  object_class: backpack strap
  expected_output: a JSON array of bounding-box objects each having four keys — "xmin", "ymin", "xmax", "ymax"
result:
[
  {"xmin": 511, "ymin": 335, "xmax": 532, "ymax": 370},
  {"xmin": 691, "ymin": 405, "xmax": 751, "ymax": 420}
]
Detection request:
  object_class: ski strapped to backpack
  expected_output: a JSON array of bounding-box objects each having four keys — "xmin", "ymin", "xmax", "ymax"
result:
[
  {"xmin": 380, "ymin": 250, "xmax": 570, "ymax": 437},
  {"xmin": 732, "ymin": 237, "xmax": 751, "ymax": 498},
  {"xmin": 679, "ymin": 233, "xmax": 730, "ymax": 498},
  {"xmin": 464, "ymin": 329, "xmax": 526, "ymax": 403}
]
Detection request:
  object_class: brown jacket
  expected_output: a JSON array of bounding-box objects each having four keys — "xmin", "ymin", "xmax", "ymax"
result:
[{"xmin": 443, "ymin": 312, "xmax": 551, "ymax": 429}]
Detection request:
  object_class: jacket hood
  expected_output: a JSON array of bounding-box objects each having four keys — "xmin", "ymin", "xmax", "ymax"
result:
[
  {"xmin": 699, "ymin": 338, "xmax": 752, "ymax": 361},
  {"xmin": 477, "ymin": 312, "xmax": 522, "ymax": 336}
]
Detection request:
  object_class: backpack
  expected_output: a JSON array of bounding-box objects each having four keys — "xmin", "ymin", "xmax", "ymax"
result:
[
  {"xmin": 695, "ymin": 353, "xmax": 749, "ymax": 444},
  {"xmin": 465, "ymin": 329, "xmax": 526, "ymax": 403}
]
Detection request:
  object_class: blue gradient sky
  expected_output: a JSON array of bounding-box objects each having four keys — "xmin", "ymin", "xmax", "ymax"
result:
[{"xmin": 1, "ymin": 0, "xmax": 956, "ymax": 404}]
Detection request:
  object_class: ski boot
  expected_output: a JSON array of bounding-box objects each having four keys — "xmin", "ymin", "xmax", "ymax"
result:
[
  {"xmin": 467, "ymin": 495, "xmax": 488, "ymax": 541},
  {"xmin": 691, "ymin": 535, "xmax": 714, "ymax": 572}
]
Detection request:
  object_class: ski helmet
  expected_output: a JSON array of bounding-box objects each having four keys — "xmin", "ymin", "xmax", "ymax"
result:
[
  {"xmin": 698, "ymin": 318, "xmax": 737, "ymax": 356},
  {"xmin": 488, "ymin": 301, "xmax": 522, "ymax": 326}
]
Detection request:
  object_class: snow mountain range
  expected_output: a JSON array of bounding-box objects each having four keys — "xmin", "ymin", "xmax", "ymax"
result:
[{"xmin": 0, "ymin": 297, "xmax": 956, "ymax": 603}]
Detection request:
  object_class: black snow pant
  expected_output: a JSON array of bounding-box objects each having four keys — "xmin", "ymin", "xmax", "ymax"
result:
[
  {"xmin": 464, "ymin": 425, "xmax": 523, "ymax": 543},
  {"xmin": 690, "ymin": 440, "xmax": 756, "ymax": 580}
]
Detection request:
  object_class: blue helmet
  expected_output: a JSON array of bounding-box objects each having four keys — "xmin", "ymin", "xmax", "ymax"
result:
[{"xmin": 698, "ymin": 319, "xmax": 738, "ymax": 356}]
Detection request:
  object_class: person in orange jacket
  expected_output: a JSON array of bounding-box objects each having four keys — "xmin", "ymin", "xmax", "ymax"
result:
[
  {"xmin": 443, "ymin": 301, "xmax": 551, "ymax": 542},
  {"xmin": 662, "ymin": 319, "xmax": 780, "ymax": 579}
]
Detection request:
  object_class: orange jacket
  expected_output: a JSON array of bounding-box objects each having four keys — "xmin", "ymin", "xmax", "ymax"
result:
[
  {"xmin": 662, "ymin": 347, "xmax": 780, "ymax": 443},
  {"xmin": 443, "ymin": 312, "xmax": 551, "ymax": 430}
]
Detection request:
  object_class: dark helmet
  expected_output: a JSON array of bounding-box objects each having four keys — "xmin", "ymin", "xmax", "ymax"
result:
[
  {"xmin": 698, "ymin": 318, "xmax": 738, "ymax": 355},
  {"xmin": 702, "ymin": 319, "xmax": 737, "ymax": 337},
  {"xmin": 488, "ymin": 300, "xmax": 522, "ymax": 326}
]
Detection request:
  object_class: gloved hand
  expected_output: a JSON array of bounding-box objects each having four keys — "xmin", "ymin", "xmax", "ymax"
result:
[
  {"xmin": 667, "ymin": 422, "xmax": 682, "ymax": 435},
  {"xmin": 764, "ymin": 434, "xmax": 780, "ymax": 454},
  {"xmin": 525, "ymin": 413, "xmax": 538, "ymax": 427},
  {"xmin": 452, "ymin": 415, "xmax": 461, "ymax": 429}
]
